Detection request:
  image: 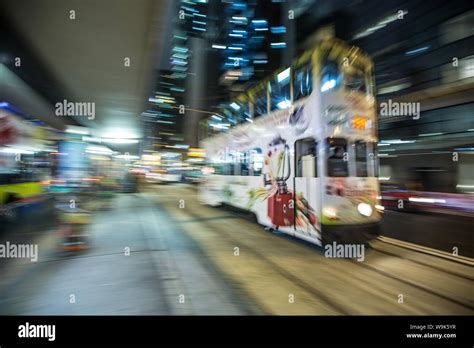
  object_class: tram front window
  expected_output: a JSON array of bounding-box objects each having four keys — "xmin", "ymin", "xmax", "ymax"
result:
[
  {"xmin": 355, "ymin": 141, "xmax": 368, "ymax": 177},
  {"xmin": 343, "ymin": 67, "xmax": 367, "ymax": 94},
  {"xmin": 368, "ymin": 142, "xmax": 378, "ymax": 177},
  {"xmin": 326, "ymin": 138, "xmax": 348, "ymax": 177}
]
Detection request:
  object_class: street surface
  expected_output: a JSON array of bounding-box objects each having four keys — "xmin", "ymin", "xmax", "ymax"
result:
[{"xmin": 0, "ymin": 184, "xmax": 472, "ymax": 315}]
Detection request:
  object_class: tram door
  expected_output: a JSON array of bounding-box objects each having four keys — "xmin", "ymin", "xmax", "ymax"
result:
[{"xmin": 294, "ymin": 138, "xmax": 321, "ymax": 240}]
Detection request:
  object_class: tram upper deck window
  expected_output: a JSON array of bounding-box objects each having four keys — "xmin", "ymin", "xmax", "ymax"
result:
[
  {"xmin": 241, "ymin": 103, "xmax": 251, "ymax": 123},
  {"xmin": 253, "ymin": 87, "xmax": 268, "ymax": 118},
  {"xmin": 270, "ymin": 68, "xmax": 291, "ymax": 111},
  {"xmin": 293, "ymin": 62, "xmax": 313, "ymax": 101},
  {"xmin": 223, "ymin": 108, "xmax": 236, "ymax": 127},
  {"xmin": 326, "ymin": 138, "xmax": 348, "ymax": 177},
  {"xmin": 343, "ymin": 67, "xmax": 367, "ymax": 94},
  {"xmin": 320, "ymin": 60, "xmax": 341, "ymax": 93},
  {"xmin": 354, "ymin": 141, "xmax": 368, "ymax": 177},
  {"xmin": 230, "ymin": 101, "xmax": 250, "ymax": 124}
]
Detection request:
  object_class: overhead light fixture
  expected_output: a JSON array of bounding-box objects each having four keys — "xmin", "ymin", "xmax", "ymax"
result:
[
  {"xmin": 82, "ymin": 136, "xmax": 102, "ymax": 143},
  {"xmin": 377, "ymin": 82, "xmax": 412, "ymax": 95},
  {"xmin": 85, "ymin": 145, "xmax": 113, "ymax": 155},
  {"xmin": 418, "ymin": 132, "xmax": 443, "ymax": 137},
  {"xmin": 114, "ymin": 154, "xmax": 139, "ymax": 160},
  {"xmin": 271, "ymin": 26, "xmax": 286, "ymax": 34},
  {"xmin": 169, "ymin": 144, "xmax": 190, "ymax": 149},
  {"xmin": 101, "ymin": 138, "xmax": 139, "ymax": 144},
  {"xmin": 65, "ymin": 126, "xmax": 89, "ymax": 135},
  {"xmin": 408, "ymin": 197, "xmax": 446, "ymax": 204},
  {"xmin": 0, "ymin": 147, "xmax": 35, "ymax": 154},
  {"xmin": 405, "ymin": 46, "xmax": 430, "ymax": 56},
  {"xmin": 270, "ymin": 42, "xmax": 286, "ymax": 48},
  {"xmin": 380, "ymin": 139, "xmax": 416, "ymax": 144},
  {"xmin": 353, "ymin": 10, "xmax": 408, "ymax": 40}
]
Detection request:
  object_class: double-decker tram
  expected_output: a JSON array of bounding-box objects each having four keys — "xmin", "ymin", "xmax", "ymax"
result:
[{"xmin": 199, "ymin": 37, "xmax": 383, "ymax": 246}]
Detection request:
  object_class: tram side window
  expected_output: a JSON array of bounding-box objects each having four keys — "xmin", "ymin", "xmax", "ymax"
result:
[
  {"xmin": 354, "ymin": 141, "xmax": 368, "ymax": 177},
  {"xmin": 234, "ymin": 154, "xmax": 241, "ymax": 176},
  {"xmin": 223, "ymin": 161, "xmax": 235, "ymax": 176},
  {"xmin": 211, "ymin": 163, "xmax": 224, "ymax": 175},
  {"xmin": 250, "ymin": 148, "xmax": 264, "ymax": 176},
  {"xmin": 368, "ymin": 142, "xmax": 379, "ymax": 177},
  {"xmin": 250, "ymin": 148, "xmax": 263, "ymax": 176},
  {"xmin": 253, "ymin": 88, "xmax": 268, "ymax": 118},
  {"xmin": 238, "ymin": 152, "xmax": 250, "ymax": 176},
  {"xmin": 293, "ymin": 63, "xmax": 313, "ymax": 101},
  {"xmin": 270, "ymin": 68, "xmax": 291, "ymax": 111},
  {"xmin": 295, "ymin": 138, "xmax": 318, "ymax": 177},
  {"xmin": 326, "ymin": 138, "xmax": 348, "ymax": 177}
]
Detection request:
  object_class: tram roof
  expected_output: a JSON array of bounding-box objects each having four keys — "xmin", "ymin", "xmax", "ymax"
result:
[{"xmin": 201, "ymin": 37, "xmax": 373, "ymax": 138}]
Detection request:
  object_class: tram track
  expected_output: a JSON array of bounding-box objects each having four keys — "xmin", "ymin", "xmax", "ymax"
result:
[
  {"xmin": 216, "ymin": 201, "xmax": 474, "ymax": 312},
  {"xmin": 375, "ymin": 235, "xmax": 474, "ymax": 267},
  {"xmin": 167, "ymin": 200, "xmax": 351, "ymax": 315},
  {"xmin": 155, "ymin": 185, "xmax": 473, "ymax": 314},
  {"xmin": 347, "ymin": 256, "xmax": 473, "ymax": 312},
  {"xmin": 215, "ymin": 201, "xmax": 474, "ymax": 312},
  {"xmin": 369, "ymin": 243, "xmax": 474, "ymax": 282}
]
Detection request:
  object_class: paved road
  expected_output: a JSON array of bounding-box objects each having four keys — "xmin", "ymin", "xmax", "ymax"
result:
[
  {"xmin": 382, "ymin": 209, "xmax": 473, "ymax": 258},
  {"xmin": 148, "ymin": 184, "xmax": 473, "ymax": 315},
  {"xmin": 0, "ymin": 185, "xmax": 472, "ymax": 315}
]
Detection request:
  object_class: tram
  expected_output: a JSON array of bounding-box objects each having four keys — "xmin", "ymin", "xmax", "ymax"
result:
[{"xmin": 199, "ymin": 37, "xmax": 383, "ymax": 246}]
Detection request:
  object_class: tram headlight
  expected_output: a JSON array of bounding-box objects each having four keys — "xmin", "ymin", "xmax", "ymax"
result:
[
  {"xmin": 357, "ymin": 203, "xmax": 373, "ymax": 217},
  {"xmin": 323, "ymin": 208, "xmax": 338, "ymax": 219}
]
